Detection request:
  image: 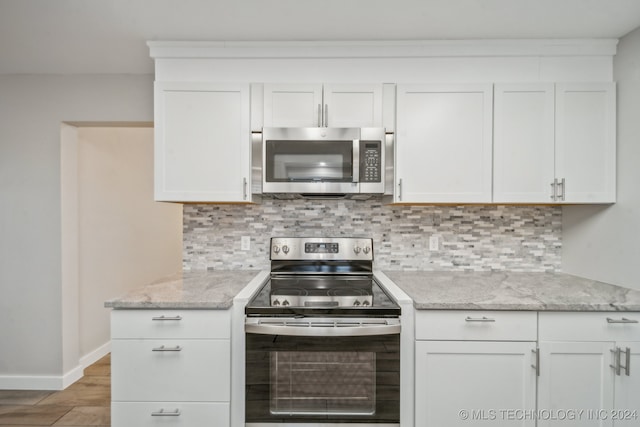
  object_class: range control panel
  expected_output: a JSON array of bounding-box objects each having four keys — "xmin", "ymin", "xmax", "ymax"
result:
[
  {"xmin": 360, "ymin": 141, "xmax": 382, "ymax": 183},
  {"xmin": 270, "ymin": 237, "xmax": 374, "ymax": 261}
]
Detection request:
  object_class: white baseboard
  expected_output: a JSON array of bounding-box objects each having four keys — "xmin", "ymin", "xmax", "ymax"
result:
[
  {"xmin": 0, "ymin": 341, "xmax": 111, "ymax": 391},
  {"xmin": 0, "ymin": 375, "xmax": 66, "ymax": 391},
  {"xmin": 61, "ymin": 365, "xmax": 84, "ymax": 389}
]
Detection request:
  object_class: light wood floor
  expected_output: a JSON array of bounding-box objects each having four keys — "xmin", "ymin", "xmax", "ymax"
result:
[{"xmin": 0, "ymin": 354, "xmax": 110, "ymax": 426}]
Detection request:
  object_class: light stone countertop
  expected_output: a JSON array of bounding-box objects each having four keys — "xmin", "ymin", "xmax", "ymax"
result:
[
  {"xmin": 104, "ymin": 270, "xmax": 263, "ymax": 309},
  {"xmin": 382, "ymin": 271, "xmax": 640, "ymax": 311}
]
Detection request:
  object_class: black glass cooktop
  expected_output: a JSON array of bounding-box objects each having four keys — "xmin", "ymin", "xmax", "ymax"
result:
[{"xmin": 245, "ymin": 275, "xmax": 401, "ymax": 317}]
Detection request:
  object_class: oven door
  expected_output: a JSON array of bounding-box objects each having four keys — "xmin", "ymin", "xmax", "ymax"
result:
[{"xmin": 245, "ymin": 318, "xmax": 400, "ymax": 426}]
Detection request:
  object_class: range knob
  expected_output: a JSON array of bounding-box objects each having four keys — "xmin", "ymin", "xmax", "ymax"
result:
[
  {"xmin": 272, "ymin": 299, "xmax": 280, "ymax": 306},
  {"xmin": 354, "ymin": 246, "xmax": 362, "ymax": 254},
  {"xmin": 363, "ymin": 246, "xmax": 371, "ymax": 255},
  {"xmin": 282, "ymin": 245, "xmax": 290, "ymax": 254},
  {"xmin": 362, "ymin": 300, "xmax": 370, "ymax": 306},
  {"xmin": 273, "ymin": 246, "xmax": 281, "ymax": 254},
  {"xmin": 353, "ymin": 300, "xmax": 361, "ymax": 306},
  {"xmin": 282, "ymin": 300, "xmax": 290, "ymax": 306}
]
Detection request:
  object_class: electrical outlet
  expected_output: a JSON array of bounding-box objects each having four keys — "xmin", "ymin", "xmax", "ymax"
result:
[
  {"xmin": 241, "ymin": 236, "xmax": 251, "ymax": 251},
  {"xmin": 429, "ymin": 235, "xmax": 439, "ymax": 251}
]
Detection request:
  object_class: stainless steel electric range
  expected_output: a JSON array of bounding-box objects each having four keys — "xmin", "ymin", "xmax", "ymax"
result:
[{"xmin": 245, "ymin": 237, "xmax": 400, "ymax": 427}]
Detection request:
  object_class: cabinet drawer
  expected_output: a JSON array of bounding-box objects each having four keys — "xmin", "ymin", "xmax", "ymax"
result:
[
  {"xmin": 112, "ymin": 402, "xmax": 229, "ymax": 427},
  {"xmin": 112, "ymin": 339, "xmax": 230, "ymax": 402},
  {"xmin": 539, "ymin": 312, "xmax": 640, "ymax": 342},
  {"xmin": 415, "ymin": 310, "xmax": 537, "ymax": 341},
  {"xmin": 111, "ymin": 309, "xmax": 230, "ymax": 339}
]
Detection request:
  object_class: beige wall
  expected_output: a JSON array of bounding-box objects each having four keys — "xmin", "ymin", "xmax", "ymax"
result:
[
  {"xmin": 562, "ymin": 26, "xmax": 640, "ymax": 289},
  {"xmin": 76, "ymin": 127, "xmax": 182, "ymax": 357},
  {"xmin": 0, "ymin": 75, "xmax": 154, "ymax": 388}
]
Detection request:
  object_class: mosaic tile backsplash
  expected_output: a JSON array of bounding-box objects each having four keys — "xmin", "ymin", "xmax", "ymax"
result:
[{"xmin": 183, "ymin": 198, "xmax": 561, "ymax": 272}]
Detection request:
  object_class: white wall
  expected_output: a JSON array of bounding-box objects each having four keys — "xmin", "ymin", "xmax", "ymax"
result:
[
  {"xmin": 76, "ymin": 127, "xmax": 182, "ymax": 358},
  {"xmin": 562, "ymin": 27, "xmax": 640, "ymax": 290},
  {"xmin": 0, "ymin": 75, "xmax": 153, "ymax": 388}
]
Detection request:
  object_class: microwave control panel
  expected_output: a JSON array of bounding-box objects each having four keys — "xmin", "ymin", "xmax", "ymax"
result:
[{"xmin": 360, "ymin": 141, "xmax": 382, "ymax": 182}]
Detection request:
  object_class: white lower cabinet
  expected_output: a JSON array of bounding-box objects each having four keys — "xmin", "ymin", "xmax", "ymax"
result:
[
  {"xmin": 111, "ymin": 309, "xmax": 231, "ymax": 427},
  {"xmin": 415, "ymin": 311, "xmax": 538, "ymax": 426},
  {"xmin": 537, "ymin": 341, "xmax": 615, "ymax": 427},
  {"xmin": 538, "ymin": 312, "xmax": 640, "ymax": 427},
  {"xmin": 112, "ymin": 402, "xmax": 229, "ymax": 426},
  {"xmin": 111, "ymin": 339, "xmax": 229, "ymax": 402},
  {"xmin": 416, "ymin": 340, "xmax": 537, "ymax": 427}
]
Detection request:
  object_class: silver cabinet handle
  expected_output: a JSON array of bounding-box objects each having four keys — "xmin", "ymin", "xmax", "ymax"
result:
[
  {"xmin": 465, "ymin": 316, "xmax": 496, "ymax": 322},
  {"xmin": 558, "ymin": 177, "xmax": 565, "ymax": 201},
  {"xmin": 152, "ymin": 345, "xmax": 182, "ymax": 352},
  {"xmin": 398, "ymin": 178, "xmax": 403, "ymax": 201},
  {"xmin": 243, "ymin": 177, "xmax": 248, "ymax": 200},
  {"xmin": 152, "ymin": 315, "xmax": 182, "ymax": 321},
  {"xmin": 531, "ymin": 348, "xmax": 540, "ymax": 376},
  {"xmin": 621, "ymin": 347, "xmax": 631, "ymax": 376},
  {"xmin": 607, "ymin": 317, "xmax": 639, "ymax": 324},
  {"xmin": 151, "ymin": 409, "xmax": 181, "ymax": 416},
  {"xmin": 317, "ymin": 104, "xmax": 322, "ymax": 127},
  {"xmin": 246, "ymin": 317, "xmax": 400, "ymax": 337},
  {"xmin": 611, "ymin": 347, "xmax": 622, "ymax": 375},
  {"xmin": 324, "ymin": 104, "xmax": 328, "ymax": 127},
  {"xmin": 550, "ymin": 180, "xmax": 557, "ymax": 201}
]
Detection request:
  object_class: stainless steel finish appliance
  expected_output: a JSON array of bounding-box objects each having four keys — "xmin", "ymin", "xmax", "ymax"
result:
[
  {"xmin": 245, "ymin": 237, "xmax": 400, "ymax": 427},
  {"xmin": 259, "ymin": 128, "xmax": 389, "ymax": 198}
]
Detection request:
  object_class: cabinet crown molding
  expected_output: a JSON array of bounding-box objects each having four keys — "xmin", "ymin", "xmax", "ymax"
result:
[{"xmin": 147, "ymin": 39, "xmax": 618, "ymax": 59}]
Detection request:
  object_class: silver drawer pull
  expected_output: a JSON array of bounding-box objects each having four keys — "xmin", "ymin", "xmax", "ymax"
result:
[
  {"xmin": 606, "ymin": 317, "xmax": 639, "ymax": 324},
  {"xmin": 465, "ymin": 316, "xmax": 496, "ymax": 322},
  {"xmin": 152, "ymin": 315, "xmax": 182, "ymax": 321},
  {"xmin": 152, "ymin": 345, "xmax": 182, "ymax": 352},
  {"xmin": 151, "ymin": 408, "xmax": 181, "ymax": 416}
]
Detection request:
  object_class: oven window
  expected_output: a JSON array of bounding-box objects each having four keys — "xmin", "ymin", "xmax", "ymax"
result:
[
  {"xmin": 271, "ymin": 351, "xmax": 375, "ymax": 416},
  {"xmin": 266, "ymin": 140, "xmax": 353, "ymax": 182}
]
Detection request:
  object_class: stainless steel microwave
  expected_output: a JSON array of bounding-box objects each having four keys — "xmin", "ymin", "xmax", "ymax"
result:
[{"xmin": 257, "ymin": 127, "xmax": 390, "ymax": 197}]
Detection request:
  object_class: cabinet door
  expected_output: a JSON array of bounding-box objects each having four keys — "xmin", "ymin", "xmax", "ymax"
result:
[
  {"xmin": 538, "ymin": 341, "xmax": 615, "ymax": 427},
  {"xmin": 614, "ymin": 342, "xmax": 640, "ymax": 426},
  {"xmin": 555, "ymin": 83, "xmax": 616, "ymax": 203},
  {"xmin": 154, "ymin": 82, "xmax": 251, "ymax": 202},
  {"xmin": 323, "ymin": 84, "xmax": 383, "ymax": 127},
  {"xmin": 415, "ymin": 341, "xmax": 537, "ymax": 427},
  {"xmin": 263, "ymin": 83, "xmax": 323, "ymax": 127},
  {"xmin": 112, "ymin": 339, "xmax": 230, "ymax": 402},
  {"xmin": 493, "ymin": 84, "xmax": 555, "ymax": 203},
  {"xmin": 396, "ymin": 84, "xmax": 493, "ymax": 203}
]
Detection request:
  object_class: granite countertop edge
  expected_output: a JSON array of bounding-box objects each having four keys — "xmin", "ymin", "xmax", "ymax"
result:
[
  {"xmin": 104, "ymin": 270, "xmax": 264, "ymax": 310},
  {"xmin": 382, "ymin": 271, "xmax": 640, "ymax": 312}
]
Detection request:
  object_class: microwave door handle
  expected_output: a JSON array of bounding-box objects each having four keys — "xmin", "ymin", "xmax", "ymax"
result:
[{"xmin": 352, "ymin": 139, "xmax": 360, "ymax": 183}]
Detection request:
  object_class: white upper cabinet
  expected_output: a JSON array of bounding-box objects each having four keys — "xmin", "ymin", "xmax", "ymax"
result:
[
  {"xmin": 494, "ymin": 82, "xmax": 616, "ymax": 204},
  {"xmin": 263, "ymin": 83, "xmax": 384, "ymax": 128},
  {"xmin": 263, "ymin": 84, "xmax": 323, "ymax": 127},
  {"xmin": 493, "ymin": 84, "xmax": 556, "ymax": 203},
  {"xmin": 555, "ymin": 83, "xmax": 616, "ymax": 203},
  {"xmin": 323, "ymin": 84, "xmax": 383, "ymax": 127},
  {"xmin": 154, "ymin": 82, "xmax": 252, "ymax": 202},
  {"xmin": 395, "ymin": 84, "xmax": 493, "ymax": 203}
]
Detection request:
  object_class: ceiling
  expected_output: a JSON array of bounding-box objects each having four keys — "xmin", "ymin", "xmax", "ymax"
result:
[{"xmin": 2, "ymin": 0, "xmax": 640, "ymax": 75}]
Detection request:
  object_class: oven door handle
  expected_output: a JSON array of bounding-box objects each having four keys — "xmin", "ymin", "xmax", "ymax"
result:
[{"xmin": 245, "ymin": 318, "xmax": 400, "ymax": 337}]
